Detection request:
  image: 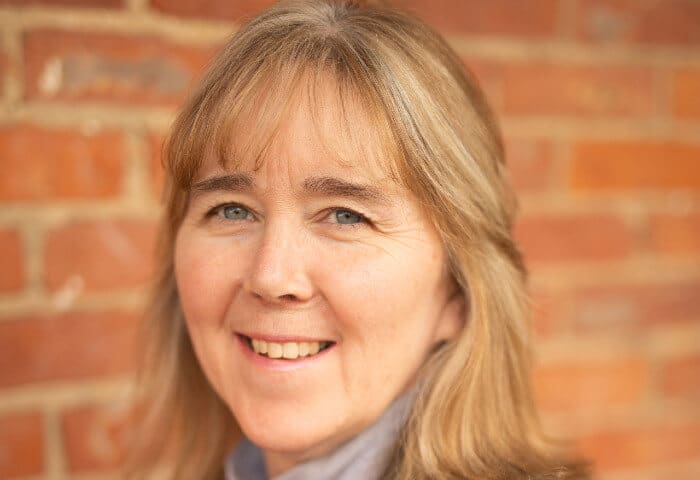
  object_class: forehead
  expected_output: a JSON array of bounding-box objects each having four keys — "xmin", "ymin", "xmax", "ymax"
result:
[{"xmin": 198, "ymin": 70, "xmax": 401, "ymax": 187}]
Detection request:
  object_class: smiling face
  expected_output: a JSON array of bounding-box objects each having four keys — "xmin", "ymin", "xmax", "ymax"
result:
[{"xmin": 174, "ymin": 77, "xmax": 464, "ymax": 476}]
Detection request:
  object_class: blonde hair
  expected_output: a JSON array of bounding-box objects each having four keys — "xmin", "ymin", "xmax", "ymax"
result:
[{"xmin": 127, "ymin": 1, "xmax": 589, "ymax": 478}]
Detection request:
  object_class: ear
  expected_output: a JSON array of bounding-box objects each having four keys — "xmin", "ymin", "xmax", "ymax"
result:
[{"xmin": 433, "ymin": 285, "xmax": 468, "ymax": 344}]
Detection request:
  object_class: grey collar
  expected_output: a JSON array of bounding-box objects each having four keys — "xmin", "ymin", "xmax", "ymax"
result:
[{"xmin": 224, "ymin": 387, "xmax": 417, "ymax": 480}]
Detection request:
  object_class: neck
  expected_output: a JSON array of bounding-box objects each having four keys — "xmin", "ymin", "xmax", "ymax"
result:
[{"xmin": 262, "ymin": 421, "xmax": 365, "ymax": 477}]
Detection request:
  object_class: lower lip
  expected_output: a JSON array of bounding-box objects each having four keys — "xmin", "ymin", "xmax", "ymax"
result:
[{"xmin": 234, "ymin": 334, "xmax": 336, "ymax": 372}]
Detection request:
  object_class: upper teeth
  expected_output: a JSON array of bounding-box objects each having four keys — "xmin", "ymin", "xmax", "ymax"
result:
[{"xmin": 251, "ymin": 339, "xmax": 329, "ymax": 359}]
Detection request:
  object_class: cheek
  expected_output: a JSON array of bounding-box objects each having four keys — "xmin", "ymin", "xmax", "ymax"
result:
[
  {"xmin": 316, "ymin": 241, "xmax": 443, "ymax": 358},
  {"xmin": 173, "ymin": 232, "xmax": 252, "ymax": 401},
  {"xmin": 174, "ymin": 233, "xmax": 244, "ymax": 329},
  {"xmin": 322, "ymin": 237, "xmax": 442, "ymax": 312}
]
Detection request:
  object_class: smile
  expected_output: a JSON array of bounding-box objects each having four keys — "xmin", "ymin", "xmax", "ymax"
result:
[{"xmin": 242, "ymin": 335, "xmax": 335, "ymax": 360}]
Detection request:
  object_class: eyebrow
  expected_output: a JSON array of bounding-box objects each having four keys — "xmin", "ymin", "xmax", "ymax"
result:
[
  {"xmin": 191, "ymin": 173, "xmax": 254, "ymax": 197},
  {"xmin": 191, "ymin": 173, "xmax": 393, "ymax": 206},
  {"xmin": 302, "ymin": 176, "xmax": 393, "ymax": 206}
]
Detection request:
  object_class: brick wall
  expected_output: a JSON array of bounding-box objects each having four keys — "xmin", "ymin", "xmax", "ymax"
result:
[{"xmin": 0, "ymin": 1, "xmax": 698, "ymax": 479}]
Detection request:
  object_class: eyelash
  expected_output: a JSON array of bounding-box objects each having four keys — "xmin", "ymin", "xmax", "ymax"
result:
[
  {"xmin": 205, "ymin": 203, "xmax": 254, "ymax": 222},
  {"xmin": 204, "ymin": 203, "xmax": 371, "ymax": 229}
]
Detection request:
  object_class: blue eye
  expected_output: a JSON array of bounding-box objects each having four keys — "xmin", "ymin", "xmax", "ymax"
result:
[
  {"xmin": 334, "ymin": 209, "xmax": 364, "ymax": 225},
  {"xmin": 220, "ymin": 205, "xmax": 251, "ymax": 221}
]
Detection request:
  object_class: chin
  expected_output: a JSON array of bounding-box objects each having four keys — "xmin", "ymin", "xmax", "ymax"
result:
[
  {"xmin": 242, "ymin": 417, "xmax": 338, "ymax": 457},
  {"xmin": 231, "ymin": 397, "xmax": 347, "ymax": 455},
  {"xmin": 248, "ymin": 429, "xmax": 323, "ymax": 455}
]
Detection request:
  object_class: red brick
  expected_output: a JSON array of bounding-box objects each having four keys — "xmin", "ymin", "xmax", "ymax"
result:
[
  {"xmin": 530, "ymin": 288, "xmax": 569, "ymax": 338},
  {"xmin": 673, "ymin": 69, "xmax": 700, "ymax": 119},
  {"xmin": 575, "ymin": 423, "xmax": 700, "ymax": 470},
  {"xmin": 149, "ymin": 133, "xmax": 165, "ymax": 198},
  {"xmin": 533, "ymin": 357, "xmax": 650, "ymax": 412},
  {"xmin": 24, "ymin": 30, "xmax": 215, "ymax": 106},
  {"xmin": 577, "ymin": 0, "xmax": 700, "ymax": 46},
  {"xmin": 571, "ymin": 141, "xmax": 700, "ymax": 190},
  {"xmin": 398, "ymin": 0, "xmax": 559, "ymax": 37},
  {"xmin": 0, "ymin": 0, "xmax": 122, "ymax": 6},
  {"xmin": 501, "ymin": 63, "xmax": 653, "ymax": 116},
  {"xmin": 151, "ymin": 0, "xmax": 274, "ymax": 20},
  {"xmin": 0, "ymin": 412, "xmax": 44, "ymax": 478},
  {"xmin": 44, "ymin": 220, "xmax": 156, "ymax": 292},
  {"xmin": 568, "ymin": 280, "xmax": 700, "ymax": 333},
  {"xmin": 152, "ymin": 0, "xmax": 561, "ymax": 37},
  {"xmin": 662, "ymin": 354, "xmax": 700, "ymax": 399},
  {"xmin": 0, "ymin": 125, "xmax": 124, "ymax": 201},
  {"xmin": 0, "ymin": 228, "xmax": 24, "ymax": 292},
  {"xmin": 0, "ymin": 311, "xmax": 138, "ymax": 388},
  {"xmin": 503, "ymin": 137, "xmax": 556, "ymax": 192},
  {"xmin": 464, "ymin": 59, "xmax": 503, "ymax": 112},
  {"xmin": 62, "ymin": 400, "xmax": 137, "ymax": 472},
  {"xmin": 514, "ymin": 214, "xmax": 634, "ymax": 264},
  {"xmin": 650, "ymin": 213, "xmax": 700, "ymax": 255}
]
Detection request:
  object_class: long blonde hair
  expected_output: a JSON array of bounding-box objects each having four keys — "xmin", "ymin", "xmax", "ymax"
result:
[{"xmin": 127, "ymin": 1, "xmax": 589, "ymax": 478}]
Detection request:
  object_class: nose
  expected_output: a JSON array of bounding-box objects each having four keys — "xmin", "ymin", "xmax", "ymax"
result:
[{"xmin": 243, "ymin": 220, "xmax": 315, "ymax": 306}]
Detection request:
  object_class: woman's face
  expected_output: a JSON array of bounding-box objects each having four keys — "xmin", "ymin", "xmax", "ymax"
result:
[{"xmin": 174, "ymin": 81, "xmax": 464, "ymax": 475}]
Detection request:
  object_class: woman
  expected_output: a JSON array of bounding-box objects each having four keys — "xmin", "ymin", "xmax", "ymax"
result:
[{"xmin": 128, "ymin": 1, "xmax": 589, "ymax": 479}]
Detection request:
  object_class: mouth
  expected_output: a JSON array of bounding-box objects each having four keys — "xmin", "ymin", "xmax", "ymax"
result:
[{"xmin": 238, "ymin": 334, "xmax": 335, "ymax": 360}]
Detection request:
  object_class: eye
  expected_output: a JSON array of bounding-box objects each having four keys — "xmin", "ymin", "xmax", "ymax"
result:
[
  {"xmin": 212, "ymin": 204, "xmax": 254, "ymax": 221},
  {"xmin": 332, "ymin": 208, "xmax": 366, "ymax": 226}
]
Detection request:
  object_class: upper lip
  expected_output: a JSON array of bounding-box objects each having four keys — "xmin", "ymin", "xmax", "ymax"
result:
[{"xmin": 237, "ymin": 332, "xmax": 335, "ymax": 343}]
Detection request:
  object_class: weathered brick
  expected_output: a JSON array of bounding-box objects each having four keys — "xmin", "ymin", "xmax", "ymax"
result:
[
  {"xmin": 673, "ymin": 69, "xmax": 700, "ymax": 119},
  {"xmin": 662, "ymin": 354, "xmax": 700, "ymax": 399},
  {"xmin": 24, "ymin": 30, "xmax": 215, "ymax": 106},
  {"xmin": 0, "ymin": 0, "xmax": 122, "ymax": 6},
  {"xmin": 152, "ymin": 0, "xmax": 560, "ymax": 37},
  {"xmin": 0, "ymin": 411, "xmax": 44, "ymax": 478},
  {"xmin": 149, "ymin": 133, "xmax": 165, "ymax": 198},
  {"xmin": 0, "ymin": 125, "xmax": 124, "ymax": 201},
  {"xmin": 571, "ymin": 141, "xmax": 700, "ymax": 190},
  {"xmin": 0, "ymin": 311, "xmax": 138, "ymax": 388},
  {"xmin": 568, "ymin": 280, "xmax": 700, "ymax": 333},
  {"xmin": 44, "ymin": 220, "xmax": 156, "ymax": 292},
  {"xmin": 514, "ymin": 214, "xmax": 634, "ymax": 264},
  {"xmin": 151, "ymin": 0, "xmax": 275, "ymax": 21},
  {"xmin": 397, "ymin": 0, "xmax": 559, "ymax": 37},
  {"xmin": 650, "ymin": 213, "xmax": 700, "ymax": 255},
  {"xmin": 577, "ymin": 0, "xmax": 700, "ymax": 45},
  {"xmin": 464, "ymin": 59, "xmax": 503, "ymax": 112},
  {"xmin": 503, "ymin": 137, "xmax": 555, "ymax": 192},
  {"xmin": 530, "ymin": 288, "xmax": 569, "ymax": 338},
  {"xmin": 0, "ymin": 228, "xmax": 24, "ymax": 292},
  {"xmin": 501, "ymin": 63, "xmax": 653, "ymax": 116},
  {"xmin": 533, "ymin": 357, "xmax": 650, "ymax": 412},
  {"xmin": 575, "ymin": 423, "xmax": 700, "ymax": 470},
  {"xmin": 62, "ymin": 400, "xmax": 137, "ymax": 472}
]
